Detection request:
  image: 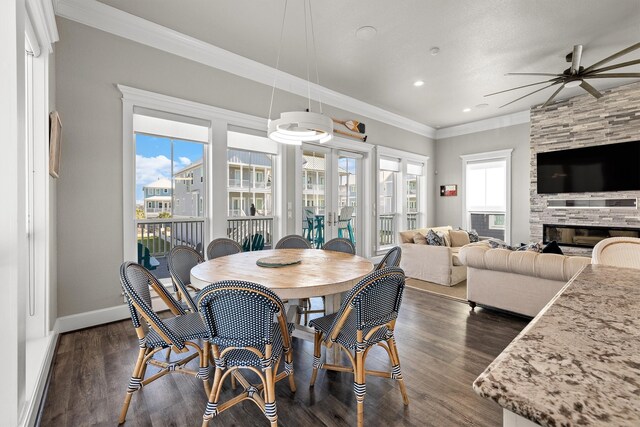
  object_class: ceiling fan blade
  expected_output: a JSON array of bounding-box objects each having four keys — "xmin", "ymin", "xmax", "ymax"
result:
[
  {"xmin": 499, "ymin": 82, "xmax": 562, "ymax": 108},
  {"xmin": 582, "ymin": 42, "xmax": 640, "ymax": 73},
  {"xmin": 542, "ymin": 85, "xmax": 565, "ymax": 107},
  {"xmin": 506, "ymin": 72, "xmax": 562, "ymax": 76},
  {"xmin": 585, "ymin": 59, "xmax": 640, "ymax": 74},
  {"xmin": 579, "ymin": 80, "xmax": 603, "ymax": 99},
  {"xmin": 570, "ymin": 45, "xmax": 583, "ymax": 74},
  {"xmin": 582, "ymin": 73, "xmax": 640, "ymax": 78},
  {"xmin": 485, "ymin": 78, "xmax": 560, "ymax": 97}
]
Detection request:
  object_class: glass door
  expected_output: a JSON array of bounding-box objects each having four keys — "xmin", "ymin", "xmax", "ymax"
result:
[{"xmin": 299, "ymin": 145, "xmax": 364, "ymax": 254}]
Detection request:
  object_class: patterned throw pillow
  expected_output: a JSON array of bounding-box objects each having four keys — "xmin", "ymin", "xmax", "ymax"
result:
[
  {"xmin": 516, "ymin": 241, "xmax": 543, "ymax": 253},
  {"xmin": 488, "ymin": 238, "xmax": 515, "ymax": 250},
  {"xmin": 426, "ymin": 229, "xmax": 445, "ymax": 246},
  {"xmin": 457, "ymin": 228, "xmax": 480, "ymax": 243}
]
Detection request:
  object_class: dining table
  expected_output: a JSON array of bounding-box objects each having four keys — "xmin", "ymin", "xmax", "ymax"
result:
[{"xmin": 190, "ymin": 248, "xmax": 374, "ymax": 360}]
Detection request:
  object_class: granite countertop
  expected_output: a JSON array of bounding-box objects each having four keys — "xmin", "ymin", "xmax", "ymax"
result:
[{"xmin": 473, "ymin": 264, "xmax": 640, "ymax": 426}]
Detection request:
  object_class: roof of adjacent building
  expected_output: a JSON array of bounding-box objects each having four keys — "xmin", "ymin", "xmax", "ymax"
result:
[
  {"xmin": 144, "ymin": 178, "xmax": 173, "ymax": 189},
  {"xmin": 145, "ymin": 195, "xmax": 172, "ymax": 202}
]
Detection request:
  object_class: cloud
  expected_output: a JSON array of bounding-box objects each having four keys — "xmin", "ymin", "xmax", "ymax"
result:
[
  {"xmin": 136, "ymin": 154, "xmax": 171, "ymax": 186},
  {"xmin": 179, "ymin": 156, "xmax": 192, "ymax": 166}
]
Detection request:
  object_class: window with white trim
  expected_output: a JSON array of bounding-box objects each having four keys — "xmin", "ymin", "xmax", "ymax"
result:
[{"xmin": 462, "ymin": 150, "xmax": 512, "ymax": 242}]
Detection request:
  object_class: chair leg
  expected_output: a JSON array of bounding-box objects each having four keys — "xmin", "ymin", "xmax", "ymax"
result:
[
  {"xmin": 119, "ymin": 347, "xmax": 147, "ymax": 424},
  {"xmin": 263, "ymin": 366, "xmax": 278, "ymax": 426},
  {"xmin": 310, "ymin": 331, "xmax": 322, "ymax": 387},
  {"xmin": 387, "ymin": 337, "xmax": 409, "ymax": 405},
  {"xmin": 354, "ymin": 347, "xmax": 366, "ymax": 427},
  {"xmin": 202, "ymin": 367, "xmax": 224, "ymax": 427},
  {"xmin": 200, "ymin": 342, "xmax": 211, "ymax": 395}
]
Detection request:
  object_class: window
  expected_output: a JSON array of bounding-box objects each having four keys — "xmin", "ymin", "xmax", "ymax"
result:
[
  {"xmin": 376, "ymin": 148, "xmax": 428, "ymax": 252},
  {"xmin": 378, "ymin": 157, "xmax": 400, "ymax": 247},
  {"xmin": 226, "ymin": 131, "xmax": 277, "ymax": 217},
  {"xmin": 461, "ymin": 150, "xmax": 512, "ymax": 242},
  {"xmin": 133, "ymin": 111, "xmax": 209, "ymax": 279}
]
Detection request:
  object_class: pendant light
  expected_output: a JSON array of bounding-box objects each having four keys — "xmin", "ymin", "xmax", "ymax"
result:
[{"xmin": 267, "ymin": 0, "xmax": 333, "ymax": 145}]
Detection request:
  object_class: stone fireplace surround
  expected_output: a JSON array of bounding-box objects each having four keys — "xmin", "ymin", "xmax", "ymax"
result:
[{"xmin": 530, "ymin": 81, "xmax": 640, "ymax": 255}]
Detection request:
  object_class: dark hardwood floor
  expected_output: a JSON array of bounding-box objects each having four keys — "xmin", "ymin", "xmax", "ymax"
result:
[{"xmin": 39, "ymin": 289, "xmax": 528, "ymax": 426}]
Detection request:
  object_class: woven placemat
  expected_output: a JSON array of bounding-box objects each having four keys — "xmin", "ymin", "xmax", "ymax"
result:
[{"xmin": 256, "ymin": 255, "xmax": 302, "ymax": 268}]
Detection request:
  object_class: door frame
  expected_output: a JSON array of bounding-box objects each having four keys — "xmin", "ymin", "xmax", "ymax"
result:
[{"xmin": 294, "ymin": 136, "xmax": 373, "ymax": 257}]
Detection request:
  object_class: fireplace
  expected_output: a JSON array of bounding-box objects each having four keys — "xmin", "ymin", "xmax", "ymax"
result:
[{"xmin": 543, "ymin": 224, "xmax": 640, "ymax": 249}]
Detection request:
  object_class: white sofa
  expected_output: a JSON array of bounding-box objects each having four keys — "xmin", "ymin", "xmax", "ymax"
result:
[
  {"xmin": 398, "ymin": 226, "xmax": 468, "ymax": 286},
  {"xmin": 459, "ymin": 244, "xmax": 591, "ymax": 317}
]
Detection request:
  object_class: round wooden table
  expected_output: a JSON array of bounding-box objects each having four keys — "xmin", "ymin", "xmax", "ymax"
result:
[{"xmin": 190, "ymin": 248, "xmax": 374, "ymax": 300}]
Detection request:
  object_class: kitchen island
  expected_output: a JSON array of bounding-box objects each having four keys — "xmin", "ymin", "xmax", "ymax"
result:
[{"xmin": 473, "ymin": 264, "xmax": 640, "ymax": 426}]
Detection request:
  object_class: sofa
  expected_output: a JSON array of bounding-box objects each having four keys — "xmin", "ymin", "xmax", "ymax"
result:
[
  {"xmin": 398, "ymin": 226, "xmax": 470, "ymax": 286},
  {"xmin": 459, "ymin": 244, "xmax": 591, "ymax": 317}
]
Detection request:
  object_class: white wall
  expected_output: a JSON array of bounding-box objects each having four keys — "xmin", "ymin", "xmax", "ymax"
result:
[
  {"xmin": 54, "ymin": 17, "xmax": 434, "ymax": 318},
  {"xmin": 434, "ymin": 123, "xmax": 531, "ymax": 244}
]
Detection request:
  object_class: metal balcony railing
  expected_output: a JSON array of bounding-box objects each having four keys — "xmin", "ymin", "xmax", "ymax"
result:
[
  {"xmin": 226, "ymin": 216, "xmax": 274, "ymax": 250},
  {"xmin": 137, "ymin": 218, "xmax": 205, "ymax": 257}
]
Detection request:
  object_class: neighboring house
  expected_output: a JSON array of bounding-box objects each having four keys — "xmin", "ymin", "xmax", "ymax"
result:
[
  {"xmin": 142, "ymin": 178, "xmax": 172, "ymax": 218},
  {"xmin": 173, "ymin": 160, "xmax": 205, "ymax": 218},
  {"xmin": 227, "ymin": 149, "xmax": 273, "ymax": 216},
  {"xmin": 302, "ymin": 153, "xmax": 326, "ymax": 213}
]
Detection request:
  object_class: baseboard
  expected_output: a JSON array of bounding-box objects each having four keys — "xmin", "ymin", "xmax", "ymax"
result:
[
  {"xmin": 20, "ymin": 332, "xmax": 58, "ymax": 427},
  {"xmin": 54, "ymin": 304, "xmax": 131, "ymax": 333}
]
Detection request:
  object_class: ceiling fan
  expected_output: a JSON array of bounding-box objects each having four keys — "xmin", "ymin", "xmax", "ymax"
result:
[{"xmin": 486, "ymin": 42, "xmax": 640, "ymax": 108}]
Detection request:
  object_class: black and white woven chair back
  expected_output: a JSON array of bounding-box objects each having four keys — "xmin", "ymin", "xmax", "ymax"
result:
[
  {"xmin": 119, "ymin": 262, "xmax": 187, "ymax": 348},
  {"xmin": 197, "ymin": 281, "xmax": 286, "ymax": 348},
  {"xmin": 168, "ymin": 245, "xmax": 204, "ymax": 311},
  {"xmin": 329, "ymin": 267, "xmax": 405, "ymax": 334},
  {"xmin": 275, "ymin": 234, "xmax": 312, "ymax": 249},
  {"xmin": 207, "ymin": 238, "xmax": 243, "ymax": 260},
  {"xmin": 323, "ymin": 238, "xmax": 355, "ymax": 254},
  {"xmin": 377, "ymin": 246, "xmax": 402, "ymax": 270}
]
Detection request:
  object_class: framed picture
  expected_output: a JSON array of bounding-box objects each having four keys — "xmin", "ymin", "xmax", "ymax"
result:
[
  {"xmin": 49, "ymin": 111, "xmax": 62, "ymax": 178},
  {"xmin": 440, "ymin": 184, "xmax": 457, "ymax": 197}
]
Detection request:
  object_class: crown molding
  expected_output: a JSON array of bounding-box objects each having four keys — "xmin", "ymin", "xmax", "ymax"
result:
[
  {"xmin": 54, "ymin": 0, "xmax": 436, "ymax": 139},
  {"xmin": 27, "ymin": 0, "xmax": 59, "ymax": 53},
  {"xmin": 435, "ymin": 110, "xmax": 531, "ymax": 139}
]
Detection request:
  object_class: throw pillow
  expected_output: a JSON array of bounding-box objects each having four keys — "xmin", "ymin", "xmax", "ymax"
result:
[
  {"xmin": 449, "ymin": 229, "xmax": 471, "ymax": 247},
  {"xmin": 516, "ymin": 241, "xmax": 543, "ymax": 253},
  {"xmin": 426, "ymin": 229, "xmax": 445, "ymax": 246},
  {"xmin": 413, "ymin": 233, "xmax": 428, "ymax": 245},
  {"xmin": 488, "ymin": 238, "xmax": 515, "ymax": 250},
  {"xmin": 467, "ymin": 229, "xmax": 480, "ymax": 243},
  {"xmin": 542, "ymin": 240, "xmax": 564, "ymax": 255}
]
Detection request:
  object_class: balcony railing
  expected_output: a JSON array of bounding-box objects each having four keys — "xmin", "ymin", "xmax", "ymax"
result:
[
  {"xmin": 379, "ymin": 214, "xmax": 396, "ymax": 246},
  {"xmin": 227, "ymin": 216, "xmax": 274, "ymax": 250},
  {"xmin": 228, "ymin": 178, "xmax": 271, "ymax": 190},
  {"xmin": 406, "ymin": 212, "xmax": 417, "ymax": 230},
  {"xmin": 137, "ymin": 218, "xmax": 205, "ymax": 257}
]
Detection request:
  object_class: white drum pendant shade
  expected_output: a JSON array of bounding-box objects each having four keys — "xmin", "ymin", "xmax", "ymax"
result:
[{"xmin": 268, "ymin": 111, "xmax": 333, "ymax": 145}]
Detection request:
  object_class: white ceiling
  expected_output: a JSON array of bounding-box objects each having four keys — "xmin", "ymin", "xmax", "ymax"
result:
[{"xmin": 97, "ymin": 0, "xmax": 640, "ymax": 128}]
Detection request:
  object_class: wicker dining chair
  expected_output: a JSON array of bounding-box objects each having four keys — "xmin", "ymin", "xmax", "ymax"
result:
[
  {"xmin": 309, "ymin": 267, "xmax": 409, "ymax": 427},
  {"xmin": 167, "ymin": 245, "xmax": 204, "ymax": 312},
  {"xmin": 118, "ymin": 262, "xmax": 211, "ymax": 424},
  {"xmin": 376, "ymin": 246, "xmax": 402, "ymax": 270},
  {"xmin": 275, "ymin": 234, "xmax": 312, "ymax": 249},
  {"xmin": 207, "ymin": 238, "xmax": 243, "ymax": 260},
  {"xmin": 323, "ymin": 237, "xmax": 356, "ymax": 254},
  {"xmin": 197, "ymin": 280, "xmax": 296, "ymax": 426}
]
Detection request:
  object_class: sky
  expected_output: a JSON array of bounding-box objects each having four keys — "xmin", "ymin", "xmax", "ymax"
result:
[{"xmin": 135, "ymin": 133, "xmax": 203, "ymax": 203}]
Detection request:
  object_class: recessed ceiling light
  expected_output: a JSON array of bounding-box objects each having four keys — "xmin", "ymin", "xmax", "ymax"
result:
[
  {"xmin": 413, "ymin": 80, "xmax": 425, "ymax": 87},
  {"xmin": 355, "ymin": 26, "xmax": 377, "ymax": 41},
  {"xmin": 430, "ymin": 47, "xmax": 440, "ymax": 56},
  {"xmin": 475, "ymin": 103, "xmax": 489, "ymax": 109},
  {"xmin": 463, "ymin": 108, "xmax": 471, "ymax": 113}
]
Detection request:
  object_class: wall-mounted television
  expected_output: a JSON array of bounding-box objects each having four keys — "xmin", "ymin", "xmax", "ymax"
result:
[{"xmin": 536, "ymin": 141, "xmax": 640, "ymax": 194}]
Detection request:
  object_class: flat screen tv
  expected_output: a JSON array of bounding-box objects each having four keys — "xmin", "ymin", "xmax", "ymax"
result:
[{"xmin": 537, "ymin": 141, "xmax": 640, "ymax": 194}]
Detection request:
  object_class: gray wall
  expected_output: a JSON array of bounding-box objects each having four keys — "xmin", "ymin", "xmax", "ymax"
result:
[
  {"xmin": 434, "ymin": 123, "xmax": 531, "ymax": 245},
  {"xmin": 55, "ymin": 18, "xmax": 434, "ymax": 317}
]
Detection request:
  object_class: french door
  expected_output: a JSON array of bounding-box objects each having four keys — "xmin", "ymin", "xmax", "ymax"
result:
[{"xmin": 297, "ymin": 144, "xmax": 365, "ymax": 254}]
